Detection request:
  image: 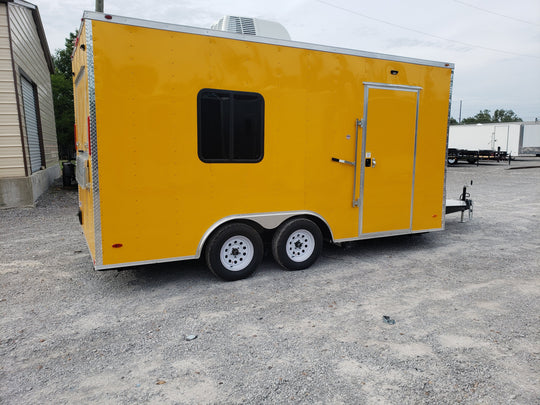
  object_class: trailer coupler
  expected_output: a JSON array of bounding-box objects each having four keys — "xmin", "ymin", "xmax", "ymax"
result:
[{"xmin": 445, "ymin": 184, "xmax": 473, "ymax": 222}]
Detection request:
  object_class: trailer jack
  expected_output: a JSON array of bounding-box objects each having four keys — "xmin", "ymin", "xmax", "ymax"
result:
[{"xmin": 446, "ymin": 184, "xmax": 473, "ymax": 222}]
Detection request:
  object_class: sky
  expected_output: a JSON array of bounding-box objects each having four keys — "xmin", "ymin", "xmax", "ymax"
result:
[{"xmin": 37, "ymin": 0, "xmax": 540, "ymax": 121}]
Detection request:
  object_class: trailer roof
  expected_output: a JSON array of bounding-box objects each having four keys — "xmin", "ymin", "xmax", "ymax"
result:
[{"xmin": 82, "ymin": 11, "xmax": 454, "ymax": 69}]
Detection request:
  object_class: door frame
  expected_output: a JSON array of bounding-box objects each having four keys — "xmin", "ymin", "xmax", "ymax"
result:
[{"xmin": 358, "ymin": 82, "xmax": 422, "ymax": 238}]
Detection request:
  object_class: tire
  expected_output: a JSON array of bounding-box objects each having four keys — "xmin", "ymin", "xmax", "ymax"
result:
[
  {"xmin": 271, "ymin": 218, "xmax": 323, "ymax": 271},
  {"xmin": 62, "ymin": 163, "xmax": 72, "ymax": 187},
  {"xmin": 62, "ymin": 171, "xmax": 71, "ymax": 187},
  {"xmin": 447, "ymin": 157, "xmax": 457, "ymax": 165},
  {"xmin": 205, "ymin": 223, "xmax": 263, "ymax": 281}
]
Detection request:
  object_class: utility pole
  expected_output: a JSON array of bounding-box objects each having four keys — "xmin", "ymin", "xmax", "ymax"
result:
[
  {"xmin": 95, "ymin": 0, "xmax": 104, "ymax": 12},
  {"xmin": 458, "ymin": 100, "xmax": 462, "ymax": 123}
]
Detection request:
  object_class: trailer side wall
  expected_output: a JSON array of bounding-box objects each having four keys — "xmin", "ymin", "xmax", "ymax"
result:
[{"xmin": 76, "ymin": 17, "xmax": 452, "ymax": 267}]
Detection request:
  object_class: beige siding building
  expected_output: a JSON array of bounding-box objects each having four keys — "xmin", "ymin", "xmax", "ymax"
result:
[{"xmin": 0, "ymin": 0, "xmax": 59, "ymax": 208}]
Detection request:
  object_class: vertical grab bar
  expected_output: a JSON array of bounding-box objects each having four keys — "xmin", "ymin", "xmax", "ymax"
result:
[
  {"xmin": 352, "ymin": 118, "xmax": 362, "ymax": 207},
  {"xmin": 331, "ymin": 118, "xmax": 362, "ymax": 207}
]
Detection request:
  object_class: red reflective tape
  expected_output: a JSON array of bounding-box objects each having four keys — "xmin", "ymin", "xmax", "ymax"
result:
[
  {"xmin": 112, "ymin": 244, "xmax": 123, "ymax": 248},
  {"xmin": 87, "ymin": 116, "xmax": 91, "ymax": 155}
]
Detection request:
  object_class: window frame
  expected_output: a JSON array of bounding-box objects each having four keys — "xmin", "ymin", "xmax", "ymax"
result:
[{"xmin": 197, "ymin": 88, "xmax": 265, "ymax": 163}]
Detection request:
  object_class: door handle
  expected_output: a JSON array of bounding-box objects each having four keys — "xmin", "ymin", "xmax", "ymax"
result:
[{"xmin": 332, "ymin": 157, "xmax": 355, "ymax": 166}]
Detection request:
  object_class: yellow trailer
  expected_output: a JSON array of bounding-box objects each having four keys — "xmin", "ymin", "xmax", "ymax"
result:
[{"xmin": 73, "ymin": 12, "xmax": 454, "ymax": 280}]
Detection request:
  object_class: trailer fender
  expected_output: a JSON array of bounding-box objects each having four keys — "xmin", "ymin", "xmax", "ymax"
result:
[{"xmin": 195, "ymin": 211, "xmax": 334, "ymax": 258}]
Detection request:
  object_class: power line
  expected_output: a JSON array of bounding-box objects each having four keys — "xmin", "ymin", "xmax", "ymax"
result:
[
  {"xmin": 450, "ymin": 0, "xmax": 540, "ymax": 27},
  {"xmin": 315, "ymin": 0, "xmax": 540, "ymax": 59}
]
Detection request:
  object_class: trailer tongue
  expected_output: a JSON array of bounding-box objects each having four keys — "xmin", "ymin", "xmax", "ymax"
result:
[{"xmin": 446, "ymin": 185, "xmax": 473, "ymax": 222}]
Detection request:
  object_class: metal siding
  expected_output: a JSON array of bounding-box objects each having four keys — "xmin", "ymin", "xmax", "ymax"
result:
[
  {"xmin": 0, "ymin": 46, "xmax": 10, "ymax": 59},
  {"xmin": 0, "ymin": 3, "xmax": 24, "ymax": 177},
  {"xmin": 0, "ymin": 128, "xmax": 20, "ymax": 138},
  {"xmin": 0, "ymin": 56, "xmax": 11, "ymax": 70},
  {"xmin": 21, "ymin": 76, "xmax": 40, "ymax": 172},
  {"xmin": 0, "ymin": 167, "xmax": 22, "ymax": 177},
  {"xmin": 0, "ymin": 99, "xmax": 17, "ymax": 114},
  {"xmin": 8, "ymin": 3, "xmax": 58, "ymax": 169},
  {"xmin": 0, "ymin": 69, "xmax": 15, "ymax": 81}
]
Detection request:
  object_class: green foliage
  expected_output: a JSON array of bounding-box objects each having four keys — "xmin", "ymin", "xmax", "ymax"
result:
[
  {"xmin": 459, "ymin": 109, "xmax": 522, "ymax": 125},
  {"xmin": 51, "ymin": 31, "xmax": 77, "ymax": 159},
  {"xmin": 492, "ymin": 109, "xmax": 522, "ymax": 123},
  {"xmin": 461, "ymin": 109, "xmax": 492, "ymax": 124},
  {"xmin": 51, "ymin": 73, "xmax": 74, "ymax": 159},
  {"xmin": 448, "ymin": 117, "xmax": 458, "ymax": 125},
  {"xmin": 54, "ymin": 31, "xmax": 77, "ymax": 78}
]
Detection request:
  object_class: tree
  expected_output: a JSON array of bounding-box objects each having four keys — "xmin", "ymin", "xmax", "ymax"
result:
[
  {"xmin": 461, "ymin": 109, "xmax": 492, "ymax": 124},
  {"xmin": 51, "ymin": 31, "xmax": 77, "ymax": 160},
  {"xmin": 459, "ymin": 109, "xmax": 522, "ymax": 125},
  {"xmin": 448, "ymin": 117, "xmax": 458, "ymax": 125},
  {"xmin": 492, "ymin": 109, "xmax": 522, "ymax": 123}
]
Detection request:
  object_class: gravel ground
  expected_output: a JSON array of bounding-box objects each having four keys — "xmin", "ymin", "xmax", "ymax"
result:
[{"xmin": 1, "ymin": 159, "xmax": 539, "ymax": 404}]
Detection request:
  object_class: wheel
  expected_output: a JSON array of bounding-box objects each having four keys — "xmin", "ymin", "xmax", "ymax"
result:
[
  {"xmin": 447, "ymin": 157, "xmax": 457, "ymax": 165},
  {"xmin": 205, "ymin": 223, "xmax": 263, "ymax": 281},
  {"xmin": 271, "ymin": 218, "xmax": 323, "ymax": 271}
]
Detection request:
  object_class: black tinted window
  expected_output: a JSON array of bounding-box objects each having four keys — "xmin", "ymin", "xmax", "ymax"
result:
[{"xmin": 198, "ymin": 89, "xmax": 264, "ymax": 163}]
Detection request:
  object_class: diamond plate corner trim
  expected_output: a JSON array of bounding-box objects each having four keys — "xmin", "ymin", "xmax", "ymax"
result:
[
  {"xmin": 442, "ymin": 68, "xmax": 454, "ymax": 230},
  {"xmin": 86, "ymin": 21, "xmax": 103, "ymax": 267}
]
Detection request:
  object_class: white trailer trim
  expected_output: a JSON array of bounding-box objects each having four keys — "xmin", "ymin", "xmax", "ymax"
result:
[{"xmin": 82, "ymin": 11, "xmax": 454, "ymax": 70}]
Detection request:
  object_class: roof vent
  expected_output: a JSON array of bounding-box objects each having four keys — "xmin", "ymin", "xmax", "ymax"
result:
[{"xmin": 211, "ymin": 16, "xmax": 291, "ymax": 40}]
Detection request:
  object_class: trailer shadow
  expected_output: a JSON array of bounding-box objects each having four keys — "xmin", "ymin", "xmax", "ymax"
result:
[
  {"xmin": 322, "ymin": 232, "xmax": 439, "ymax": 258},
  {"xmin": 95, "ymin": 231, "xmax": 454, "ymax": 291},
  {"xmin": 98, "ymin": 252, "xmax": 286, "ymax": 289},
  {"xmin": 104, "ymin": 259, "xmax": 217, "ymax": 286}
]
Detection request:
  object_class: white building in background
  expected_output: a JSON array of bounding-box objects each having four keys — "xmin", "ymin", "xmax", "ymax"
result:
[{"xmin": 449, "ymin": 122, "xmax": 540, "ymax": 156}]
